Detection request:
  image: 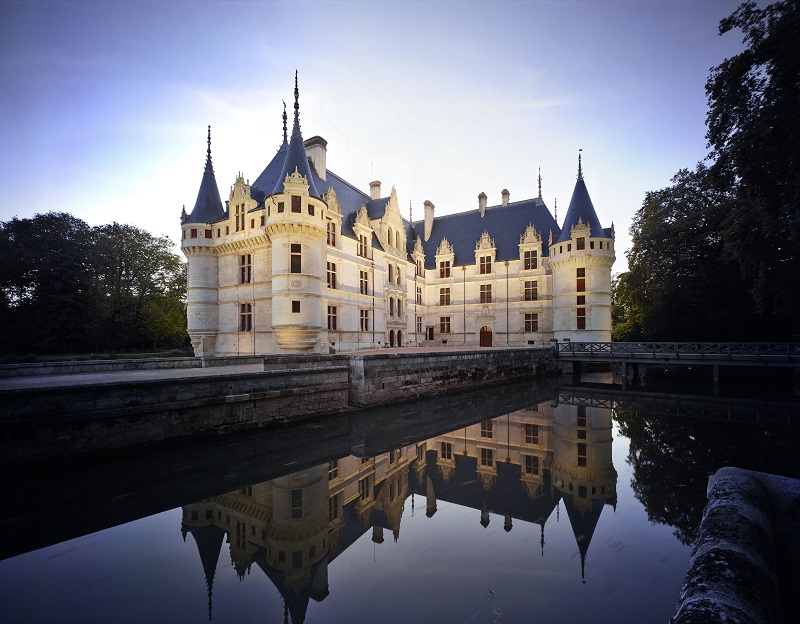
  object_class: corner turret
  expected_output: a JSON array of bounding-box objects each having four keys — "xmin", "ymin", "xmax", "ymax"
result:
[{"xmin": 549, "ymin": 152, "xmax": 615, "ymax": 342}]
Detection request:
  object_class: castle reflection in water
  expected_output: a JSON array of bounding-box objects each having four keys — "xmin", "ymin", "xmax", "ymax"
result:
[{"xmin": 182, "ymin": 396, "xmax": 616, "ymax": 623}]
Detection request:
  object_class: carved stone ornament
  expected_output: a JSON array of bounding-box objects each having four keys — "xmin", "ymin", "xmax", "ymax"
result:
[
  {"xmin": 520, "ymin": 223, "xmax": 541, "ymax": 245},
  {"xmin": 479, "ymin": 305, "xmax": 495, "ymax": 319},
  {"xmin": 355, "ymin": 205, "xmax": 371, "ymax": 227},
  {"xmin": 387, "ymin": 186, "xmax": 399, "ymax": 214},
  {"xmin": 436, "ymin": 237, "xmax": 454, "ymax": 256},
  {"xmin": 414, "ymin": 237, "xmax": 424, "ymax": 255},
  {"xmin": 284, "ymin": 166, "xmax": 308, "ymax": 187},
  {"xmin": 323, "ymin": 186, "xmax": 340, "ymax": 214},
  {"xmin": 570, "ymin": 217, "xmax": 590, "ymax": 235},
  {"xmin": 475, "ymin": 231, "xmax": 495, "ymax": 251}
]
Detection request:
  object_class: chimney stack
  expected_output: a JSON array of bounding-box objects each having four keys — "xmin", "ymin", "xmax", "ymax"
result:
[
  {"xmin": 303, "ymin": 136, "xmax": 327, "ymax": 181},
  {"xmin": 501, "ymin": 189, "xmax": 510, "ymax": 206},
  {"xmin": 478, "ymin": 192, "xmax": 487, "ymax": 217},
  {"xmin": 424, "ymin": 200, "xmax": 435, "ymax": 241},
  {"xmin": 369, "ymin": 180, "xmax": 382, "ymax": 200}
]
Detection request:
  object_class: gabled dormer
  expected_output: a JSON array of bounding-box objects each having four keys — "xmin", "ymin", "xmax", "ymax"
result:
[
  {"xmin": 323, "ymin": 187, "xmax": 341, "ymax": 248},
  {"xmin": 435, "ymin": 238, "xmax": 454, "ymax": 278},
  {"xmin": 474, "ymin": 231, "xmax": 496, "ymax": 276},
  {"xmin": 354, "ymin": 205, "xmax": 373, "ymax": 259},
  {"xmin": 412, "ymin": 237, "xmax": 425, "ymax": 278},
  {"xmin": 519, "ymin": 223, "xmax": 543, "ymax": 271}
]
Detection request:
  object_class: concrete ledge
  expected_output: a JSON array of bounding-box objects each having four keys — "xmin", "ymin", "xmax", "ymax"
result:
[
  {"xmin": 0, "ymin": 356, "xmax": 266, "ymax": 378},
  {"xmin": 671, "ymin": 467, "xmax": 800, "ymax": 624}
]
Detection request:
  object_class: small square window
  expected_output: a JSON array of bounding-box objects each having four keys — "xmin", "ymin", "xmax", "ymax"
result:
[{"xmin": 292, "ymin": 301, "xmax": 300, "ymax": 313}]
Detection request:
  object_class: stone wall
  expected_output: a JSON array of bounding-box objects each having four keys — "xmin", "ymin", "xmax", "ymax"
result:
[
  {"xmin": 671, "ymin": 467, "xmax": 792, "ymax": 624},
  {"xmin": 348, "ymin": 348, "xmax": 555, "ymax": 407},
  {"xmin": 1, "ymin": 366, "xmax": 349, "ymax": 462},
  {"xmin": 1, "ymin": 348, "xmax": 556, "ymax": 463}
]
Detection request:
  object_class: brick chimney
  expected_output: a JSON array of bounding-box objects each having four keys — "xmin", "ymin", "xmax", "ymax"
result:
[{"xmin": 501, "ymin": 189, "xmax": 510, "ymax": 206}]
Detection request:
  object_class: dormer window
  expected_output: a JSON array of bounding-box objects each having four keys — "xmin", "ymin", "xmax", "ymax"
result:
[
  {"xmin": 524, "ymin": 250, "xmax": 537, "ymax": 270},
  {"xmin": 291, "ymin": 195, "xmax": 301, "ymax": 213},
  {"xmin": 439, "ymin": 261, "xmax": 451, "ymax": 278},
  {"xmin": 480, "ymin": 256, "xmax": 492, "ymax": 274},
  {"xmin": 577, "ymin": 237, "xmax": 585, "ymax": 250}
]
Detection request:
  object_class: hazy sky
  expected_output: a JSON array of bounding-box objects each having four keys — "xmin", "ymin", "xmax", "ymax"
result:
[{"xmin": 0, "ymin": 0, "xmax": 752, "ymax": 272}]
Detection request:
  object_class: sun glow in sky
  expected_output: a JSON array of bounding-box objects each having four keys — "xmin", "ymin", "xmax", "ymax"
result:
[{"xmin": 1, "ymin": 0, "xmax": 751, "ymax": 272}]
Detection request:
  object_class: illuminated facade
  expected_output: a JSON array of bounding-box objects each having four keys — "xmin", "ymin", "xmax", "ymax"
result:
[{"xmin": 180, "ymin": 75, "xmax": 615, "ymax": 356}]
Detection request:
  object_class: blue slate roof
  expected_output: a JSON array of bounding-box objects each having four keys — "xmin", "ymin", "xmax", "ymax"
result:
[
  {"xmin": 554, "ymin": 175, "xmax": 609, "ymax": 243},
  {"xmin": 409, "ymin": 199, "xmax": 561, "ymax": 269},
  {"xmin": 250, "ymin": 138, "xmax": 287, "ymax": 204},
  {"xmin": 186, "ymin": 129, "xmax": 225, "ymax": 224}
]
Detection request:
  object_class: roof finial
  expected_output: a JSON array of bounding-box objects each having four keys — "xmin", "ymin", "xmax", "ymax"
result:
[
  {"xmin": 292, "ymin": 70, "xmax": 300, "ymax": 137},
  {"xmin": 538, "ymin": 167, "xmax": 542, "ymax": 200},
  {"xmin": 577, "ymin": 148, "xmax": 583, "ymax": 180},
  {"xmin": 409, "ymin": 199, "xmax": 413, "ymax": 224},
  {"xmin": 205, "ymin": 125, "xmax": 214, "ymax": 173},
  {"xmin": 554, "ymin": 198, "xmax": 558, "ymax": 221},
  {"xmin": 282, "ymin": 100, "xmax": 287, "ymax": 143}
]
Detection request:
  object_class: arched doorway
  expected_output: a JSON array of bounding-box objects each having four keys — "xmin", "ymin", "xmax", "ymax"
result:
[
  {"xmin": 389, "ymin": 330, "xmax": 395, "ymax": 347},
  {"xmin": 397, "ymin": 330, "xmax": 403, "ymax": 347},
  {"xmin": 479, "ymin": 326, "xmax": 493, "ymax": 347}
]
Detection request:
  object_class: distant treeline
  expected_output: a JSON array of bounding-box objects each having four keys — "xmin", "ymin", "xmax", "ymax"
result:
[
  {"xmin": 0, "ymin": 212, "xmax": 187, "ymax": 355},
  {"xmin": 613, "ymin": 1, "xmax": 800, "ymax": 342}
]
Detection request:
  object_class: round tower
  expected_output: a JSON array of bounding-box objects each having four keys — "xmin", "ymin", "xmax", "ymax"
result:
[
  {"xmin": 265, "ymin": 73, "xmax": 327, "ymax": 352},
  {"xmin": 182, "ymin": 126, "xmax": 225, "ymax": 358},
  {"xmin": 550, "ymin": 153, "xmax": 615, "ymax": 342}
]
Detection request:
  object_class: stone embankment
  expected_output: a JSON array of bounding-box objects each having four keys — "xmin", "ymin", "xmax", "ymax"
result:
[
  {"xmin": 0, "ymin": 347, "xmax": 555, "ymax": 463},
  {"xmin": 672, "ymin": 467, "xmax": 800, "ymax": 624}
]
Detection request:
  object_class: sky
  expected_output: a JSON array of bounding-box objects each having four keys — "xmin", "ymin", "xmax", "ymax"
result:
[{"xmin": 0, "ymin": 0, "xmax": 753, "ymax": 273}]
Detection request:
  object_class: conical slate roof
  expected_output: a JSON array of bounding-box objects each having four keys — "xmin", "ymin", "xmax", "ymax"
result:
[
  {"xmin": 186, "ymin": 126, "xmax": 225, "ymax": 224},
  {"xmin": 250, "ymin": 103, "xmax": 289, "ymax": 204},
  {"xmin": 554, "ymin": 156, "xmax": 608, "ymax": 244},
  {"xmin": 270, "ymin": 72, "xmax": 321, "ymax": 199}
]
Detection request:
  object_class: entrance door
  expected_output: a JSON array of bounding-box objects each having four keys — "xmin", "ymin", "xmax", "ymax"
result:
[
  {"xmin": 480, "ymin": 326, "xmax": 493, "ymax": 347},
  {"xmin": 426, "ymin": 327, "xmax": 434, "ymax": 341},
  {"xmin": 389, "ymin": 330, "xmax": 395, "ymax": 347},
  {"xmin": 397, "ymin": 330, "xmax": 402, "ymax": 347}
]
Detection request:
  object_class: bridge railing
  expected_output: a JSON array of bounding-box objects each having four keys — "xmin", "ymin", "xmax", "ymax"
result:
[{"xmin": 555, "ymin": 341, "xmax": 800, "ymax": 361}]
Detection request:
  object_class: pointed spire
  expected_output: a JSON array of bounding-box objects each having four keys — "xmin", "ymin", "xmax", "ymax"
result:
[
  {"xmin": 204, "ymin": 125, "xmax": 213, "ymax": 173},
  {"xmin": 282, "ymin": 100, "xmax": 287, "ymax": 144},
  {"xmin": 554, "ymin": 198, "xmax": 558, "ymax": 222},
  {"xmin": 292, "ymin": 69, "xmax": 301, "ymax": 139},
  {"xmin": 269, "ymin": 71, "xmax": 321, "ymax": 198},
  {"xmin": 186, "ymin": 125, "xmax": 224, "ymax": 223},
  {"xmin": 577, "ymin": 148, "xmax": 583, "ymax": 180},
  {"xmin": 409, "ymin": 199, "xmax": 413, "ymax": 224},
  {"xmin": 537, "ymin": 167, "xmax": 542, "ymax": 201}
]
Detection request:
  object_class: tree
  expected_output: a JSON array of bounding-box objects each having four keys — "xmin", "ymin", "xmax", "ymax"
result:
[
  {"xmin": 706, "ymin": 0, "xmax": 800, "ymax": 336},
  {"xmin": 617, "ymin": 1, "xmax": 799, "ymax": 341},
  {"xmin": 0, "ymin": 214, "xmax": 187, "ymax": 356},
  {"xmin": 90, "ymin": 223, "xmax": 187, "ymax": 350},
  {"xmin": 620, "ymin": 166, "xmax": 763, "ymax": 341},
  {"xmin": 0, "ymin": 213, "xmax": 95, "ymax": 353}
]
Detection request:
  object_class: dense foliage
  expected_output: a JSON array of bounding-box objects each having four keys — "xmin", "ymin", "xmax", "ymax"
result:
[
  {"xmin": 614, "ymin": 1, "xmax": 800, "ymax": 341},
  {"xmin": 0, "ymin": 213, "xmax": 187, "ymax": 355}
]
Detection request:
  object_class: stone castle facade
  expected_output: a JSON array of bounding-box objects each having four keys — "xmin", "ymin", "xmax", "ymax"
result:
[{"xmin": 181, "ymin": 76, "xmax": 615, "ymax": 356}]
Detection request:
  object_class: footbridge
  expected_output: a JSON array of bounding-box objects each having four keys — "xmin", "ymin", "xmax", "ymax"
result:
[{"xmin": 554, "ymin": 341, "xmax": 800, "ymax": 389}]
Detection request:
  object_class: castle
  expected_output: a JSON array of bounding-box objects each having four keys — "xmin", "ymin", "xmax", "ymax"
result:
[{"xmin": 180, "ymin": 75, "xmax": 615, "ymax": 356}]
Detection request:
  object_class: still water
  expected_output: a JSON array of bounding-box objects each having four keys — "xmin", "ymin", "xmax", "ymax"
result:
[{"xmin": 1, "ymin": 377, "xmax": 798, "ymax": 623}]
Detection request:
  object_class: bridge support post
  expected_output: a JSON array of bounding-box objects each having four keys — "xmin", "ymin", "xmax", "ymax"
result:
[
  {"xmin": 712, "ymin": 364, "xmax": 720, "ymax": 396},
  {"xmin": 572, "ymin": 360, "xmax": 582, "ymax": 384}
]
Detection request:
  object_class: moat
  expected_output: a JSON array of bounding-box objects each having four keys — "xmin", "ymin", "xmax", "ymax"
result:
[{"xmin": 1, "ymin": 376, "xmax": 798, "ymax": 623}]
